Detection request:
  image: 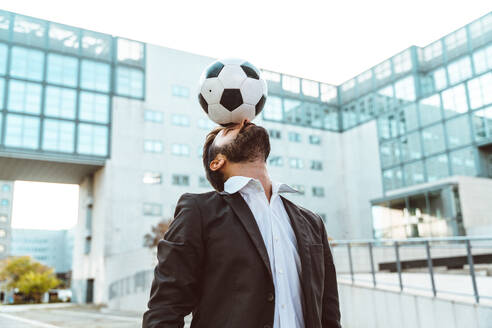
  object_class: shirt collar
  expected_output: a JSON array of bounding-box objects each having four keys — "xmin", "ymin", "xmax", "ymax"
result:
[{"xmin": 223, "ymin": 176, "xmax": 299, "ymax": 195}]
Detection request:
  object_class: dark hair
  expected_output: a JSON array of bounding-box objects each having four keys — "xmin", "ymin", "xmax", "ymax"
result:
[
  {"xmin": 202, "ymin": 123, "xmax": 271, "ymax": 192},
  {"xmin": 202, "ymin": 127, "xmax": 227, "ymax": 191}
]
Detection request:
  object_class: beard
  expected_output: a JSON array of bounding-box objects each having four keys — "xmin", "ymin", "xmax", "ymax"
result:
[{"xmin": 218, "ymin": 122, "xmax": 271, "ymax": 163}]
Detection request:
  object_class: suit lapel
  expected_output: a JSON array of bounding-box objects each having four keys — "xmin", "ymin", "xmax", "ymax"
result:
[
  {"xmin": 280, "ymin": 195, "xmax": 314, "ymax": 327},
  {"xmin": 220, "ymin": 191, "xmax": 273, "ymax": 280}
]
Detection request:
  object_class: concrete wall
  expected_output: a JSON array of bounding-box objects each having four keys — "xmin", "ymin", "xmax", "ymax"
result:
[
  {"xmin": 458, "ymin": 176, "xmax": 492, "ymax": 236},
  {"xmin": 338, "ymin": 283, "xmax": 492, "ymax": 328}
]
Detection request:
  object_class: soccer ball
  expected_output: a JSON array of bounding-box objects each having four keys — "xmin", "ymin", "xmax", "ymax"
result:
[{"xmin": 198, "ymin": 58, "xmax": 268, "ymax": 126}]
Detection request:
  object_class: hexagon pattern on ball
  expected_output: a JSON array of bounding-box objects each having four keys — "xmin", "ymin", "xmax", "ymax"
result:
[{"xmin": 198, "ymin": 58, "xmax": 268, "ymax": 126}]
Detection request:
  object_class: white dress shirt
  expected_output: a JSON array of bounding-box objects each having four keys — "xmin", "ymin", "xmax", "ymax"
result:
[{"xmin": 224, "ymin": 175, "xmax": 305, "ymax": 328}]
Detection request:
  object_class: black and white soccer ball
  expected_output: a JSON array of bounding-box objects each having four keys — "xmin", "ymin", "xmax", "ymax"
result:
[{"xmin": 198, "ymin": 58, "xmax": 268, "ymax": 126}]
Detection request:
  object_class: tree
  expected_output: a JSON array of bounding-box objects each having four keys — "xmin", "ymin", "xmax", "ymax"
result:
[
  {"xmin": 143, "ymin": 219, "xmax": 171, "ymax": 248},
  {"xmin": 0, "ymin": 256, "xmax": 61, "ymax": 303}
]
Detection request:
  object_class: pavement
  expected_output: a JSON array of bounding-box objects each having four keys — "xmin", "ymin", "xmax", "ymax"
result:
[{"xmin": 0, "ymin": 303, "xmax": 192, "ymax": 328}]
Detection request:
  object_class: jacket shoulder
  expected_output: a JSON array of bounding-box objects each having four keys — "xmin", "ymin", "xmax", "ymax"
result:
[{"xmin": 281, "ymin": 196, "xmax": 324, "ymax": 229}]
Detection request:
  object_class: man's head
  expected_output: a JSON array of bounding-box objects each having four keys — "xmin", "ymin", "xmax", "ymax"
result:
[{"xmin": 202, "ymin": 120, "xmax": 271, "ymax": 191}]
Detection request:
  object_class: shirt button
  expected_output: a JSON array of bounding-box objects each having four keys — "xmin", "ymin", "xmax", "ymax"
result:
[{"xmin": 267, "ymin": 292, "xmax": 274, "ymax": 302}]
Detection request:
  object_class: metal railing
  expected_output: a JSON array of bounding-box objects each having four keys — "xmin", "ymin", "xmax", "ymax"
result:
[{"xmin": 329, "ymin": 236, "xmax": 492, "ymax": 304}]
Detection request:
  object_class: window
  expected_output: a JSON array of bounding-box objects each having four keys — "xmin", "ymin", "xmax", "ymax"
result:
[
  {"xmin": 309, "ymin": 135, "xmax": 321, "ymax": 145},
  {"xmin": 472, "ymin": 106, "xmax": 492, "ymax": 140},
  {"xmin": 144, "ymin": 110, "xmax": 163, "ymax": 123},
  {"xmin": 432, "ymin": 67, "xmax": 448, "ymax": 91},
  {"xmin": 0, "ymin": 244, "xmax": 5, "ymax": 252},
  {"xmin": 0, "ymin": 43, "xmax": 7, "ymax": 76},
  {"xmin": 426, "ymin": 154, "xmax": 450, "ymax": 182},
  {"xmin": 117, "ymin": 38, "xmax": 144, "ymax": 65},
  {"xmin": 380, "ymin": 140, "xmax": 400, "ymax": 167},
  {"xmin": 2, "ymin": 184, "xmax": 10, "ymax": 192},
  {"xmin": 143, "ymin": 172, "xmax": 162, "ymax": 184},
  {"xmin": 403, "ymin": 161, "xmax": 425, "ymax": 186},
  {"xmin": 268, "ymin": 129, "xmax": 281, "ymax": 139},
  {"xmin": 446, "ymin": 115, "xmax": 471, "ymax": 149},
  {"xmin": 374, "ymin": 60, "xmax": 391, "ymax": 80},
  {"xmin": 288, "ymin": 132, "xmax": 301, "ymax": 142},
  {"xmin": 10, "ymin": 46, "xmax": 44, "ymax": 81},
  {"xmin": 144, "ymin": 140, "xmax": 163, "ymax": 153},
  {"xmin": 444, "ymin": 28, "xmax": 467, "ymax": 52},
  {"xmin": 419, "ymin": 94, "xmax": 442, "ymax": 126},
  {"xmin": 45, "ymin": 86, "xmax": 76, "ymax": 119},
  {"xmin": 143, "ymin": 203, "xmax": 162, "ymax": 216},
  {"xmin": 77, "ymin": 124, "xmax": 108, "ymax": 156},
  {"xmin": 80, "ymin": 60, "xmax": 110, "ymax": 92},
  {"xmin": 268, "ymin": 156, "xmax": 283, "ymax": 167},
  {"xmin": 0, "ymin": 229, "xmax": 6, "ymax": 237},
  {"xmin": 400, "ymin": 132, "xmax": 422, "ymax": 161},
  {"xmin": 310, "ymin": 160, "xmax": 323, "ymax": 171},
  {"xmin": 423, "ymin": 41, "xmax": 443, "ymax": 62},
  {"xmin": 198, "ymin": 118, "xmax": 216, "ymax": 129},
  {"xmin": 0, "ymin": 199, "xmax": 8, "ymax": 207},
  {"xmin": 383, "ymin": 167, "xmax": 403, "ymax": 191},
  {"xmin": 302, "ymin": 79, "xmax": 319, "ymax": 97},
  {"xmin": 282, "ymin": 75, "xmax": 300, "ymax": 93},
  {"xmin": 199, "ymin": 176, "xmax": 210, "ymax": 188},
  {"xmin": 116, "ymin": 66, "xmax": 143, "ymax": 98},
  {"xmin": 171, "ymin": 144, "xmax": 190, "ymax": 156},
  {"xmin": 472, "ymin": 45, "xmax": 492, "ymax": 74},
  {"xmin": 394, "ymin": 76, "xmax": 416, "ymax": 102},
  {"xmin": 422, "ymin": 124, "xmax": 446, "ymax": 155},
  {"xmin": 171, "ymin": 114, "xmax": 190, "ymax": 126},
  {"xmin": 467, "ymin": 72, "xmax": 492, "ymax": 109},
  {"xmin": 42, "ymin": 119, "xmax": 75, "ymax": 153},
  {"xmin": 442, "ymin": 84, "xmax": 468, "ymax": 118},
  {"xmin": 5, "ymin": 114, "xmax": 40, "ymax": 149},
  {"xmin": 291, "ymin": 184, "xmax": 305, "ymax": 195},
  {"xmin": 172, "ymin": 175, "xmax": 190, "ymax": 186},
  {"xmin": 172, "ymin": 85, "xmax": 190, "ymax": 98},
  {"xmin": 450, "ymin": 147, "xmax": 476, "ymax": 176},
  {"xmin": 392, "ymin": 50, "xmax": 412, "ymax": 74},
  {"xmin": 79, "ymin": 92, "xmax": 109, "ymax": 123},
  {"xmin": 447, "ymin": 56, "xmax": 472, "ymax": 85},
  {"xmin": 320, "ymin": 84, "xmax": 337, "ymax": 103},
  {"xmin": 8, "ymin": 80, "xmax": 42, "ymax": 114},
  {"xmin": 312, "ymin": 187, "xmax": 325, "ymax": 197},
  {"xmin": 0, "ymin": 215, "xmax": 7, "ymax": 223},
  {"xmin": 289, "ymin": 158, "xmax": 304, "ymax": 169},
  {"xmin": 47, "ymin": 53, "xmax": 78, "ymax": 87},
  {"xmin": 263, "ymin": 96, "xmax": 283, "ymax": 121}
]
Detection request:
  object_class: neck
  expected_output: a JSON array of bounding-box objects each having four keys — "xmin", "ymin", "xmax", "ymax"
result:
[{"xmin": 225, "ymin": 160, "xmax": 272, "ymax": 201}]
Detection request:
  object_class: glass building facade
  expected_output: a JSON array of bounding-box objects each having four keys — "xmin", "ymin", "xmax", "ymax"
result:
[
  {"xmin": 261, "ymin": 12, "xmax": 492, "ymax": 194},
  {"xmin": 0, "ymin": 10, "xmax": 145, "ymax": 159}
]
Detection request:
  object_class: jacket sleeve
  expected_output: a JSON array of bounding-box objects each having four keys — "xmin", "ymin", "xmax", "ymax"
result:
[
  {"xmin": 320, "ymin": 219, "xmax": 342, "ymax": 328},
  {"xmin": 142, "ymin": 193, "xmax": 204, "ymax": 328}
]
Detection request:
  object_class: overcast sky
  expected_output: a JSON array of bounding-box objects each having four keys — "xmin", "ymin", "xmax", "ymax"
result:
[{"xmin": 4, "ymin": 1, "xmax": 491, "ymax": 229}]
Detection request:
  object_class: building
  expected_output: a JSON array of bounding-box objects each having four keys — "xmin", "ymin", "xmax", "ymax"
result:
[
  {"xmin": 0, "ymin": 9, "xmax": 490, "ymax": 309},
  {"xmin": 0, "ymin": 180, "xmax": 13, "ymax": 259},
  {"xmin": 10, "ymin": 228, "xmax": 74, "ymax": 274}
]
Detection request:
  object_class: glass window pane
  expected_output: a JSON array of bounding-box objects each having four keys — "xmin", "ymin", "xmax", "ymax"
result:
[
  {"xmin": 47, "ymin": 53, "xmax": 78, "ymax": 87},
  {"xmin": 380, "ymin": 140, "xmax": 400, "ymax": 167},
  {"xmin": 394, "ymin": 76, "xmax": 416, "ymax": 103},
  {"xmin": 399, "ymin": 104, "xmax": 419, "ymax": 132},
  {"xmin": 79, "ymin": 92, "xmax": 109, "ymax": 123},
  {"xmin": 472, "ymin": 45, "xmax": 492, "ymax": 74},
  {"xmin": 0, "ymin": 77, "xmax": 4, "ymax": 109},
  {"xmin": 263, "ymin": 95, "xmax": 282, "ymax": 121},
  {"xmin": 446, "ymin": 115, "xmax": 471, "ymax": 149},
  {"xmin": 117, "ymin": 38, "xmax": 144, "ymax": 66},
  {"xmin": 5, "ymin": 114, "xmax": 40, "ymax": 149},
  {"xmin": 77, "ymin": 123, "xmax": 108, "ymax": 156},
  {"xmin": 450, "ymin": 147, "xmax": 476, "ymax": 176},
  {"xmin": 400, "ymin": 132, "xmax": 422, "ymax": 161},
  {"xmin": 10, "ymin": 46, "xmax": 44, "ymax": 81},
  {"xmin": 422, "ymin": 124, "xmax": 446, "ymax": 155},
  {"xmin": 44, "ymin": 86, "xmax": 76, "ymax": 119},
  {"xmin": 0, "ymin": 43, "xmax": 7, "ymax": 75},
  {"xmin": 447, "ymin": 56, "xmax": 472, "ymax": 85},
  {"xmin": 392, "ymin": 50, "xmax": 412, "ymax": 74},
  {"xmin": 12, "ymin": 15, "xmax": 46, "ymax": 47},
  {"xmin": 442, "ymin": 84, "xmax": 468, "ymax": 118},
  {"xmin": 432, "ymin": 67, "xmax": 447, "ymax": 91},
  {"xmin": 374, "ymin": 85, "xmax": 394, "ymax": 115},
  {"xmin": 472, "ymin": 105, "xmax": 492, "ymax": 140},
  {"xmin": 42, "ymin": 119, "xmax": 74, "ymax": 152},
  {"xmin": 419, "ymin": 94, "xmax": 442, "ymax": 126},
  {"xmin": 48, "ymin": 23, "xmax": 79, "ymax": 53},
  {"xmin": 116, "ymin": 66, "xmax": 143, "ymax": 98},
  {"xmin": 282, "ymin": 75, "xmax": 300, "ymax": 93},
  {"xmin": 426, "ymin": 154, "xmax": 450, "ymax": 182},
  {"xmin": 81, "ymin": 30, "xmax": 111, "ymax": 60},
  {"xmin": 0, "ymin": 11, "xmax": 10, "ymax": 41},
  {"xmin": 374, "ymin": 60, "xmax": 391, "ymax": 80},
  {"xmin": 467, "ymin": 72, "xmax": 492, "ymax": 110},
  {"xmin": 383, "ymin": 167, "xmax": 403, "ymax": 191},
  {"xmin": 403, "ymin": 161, "xmax": 425, "ymax": 186},
  {"xmin": 8, "ymin": 80, "xmax": 42, "ymax": 114},
  {"xmin": 80, "ymin": 60, "xmax": 110, "ymax": 92}
]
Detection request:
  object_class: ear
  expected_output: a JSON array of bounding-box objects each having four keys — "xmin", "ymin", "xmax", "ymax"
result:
[{"xmin": 209, "ymin": 154, "xmax": 226, "ymax": 172}]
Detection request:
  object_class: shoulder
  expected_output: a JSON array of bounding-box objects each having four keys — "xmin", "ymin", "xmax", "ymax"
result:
[{"xmin": 280, "ymin": 196, "xmax": 325, "ymax": 231}]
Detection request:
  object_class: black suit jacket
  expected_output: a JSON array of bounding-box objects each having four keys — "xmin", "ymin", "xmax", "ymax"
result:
[{"xmin": 142, "ymin": 190, "xmax": 341, "ymax": 328}]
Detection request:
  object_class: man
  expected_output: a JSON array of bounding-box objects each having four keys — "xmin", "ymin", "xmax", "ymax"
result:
[{"xmin": 142, "ymin": 119, "xmax": 341, "ymax": 328}]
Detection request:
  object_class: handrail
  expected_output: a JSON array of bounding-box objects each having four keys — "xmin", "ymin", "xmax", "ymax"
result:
[{"xmin": 329, "ymin": 236, "xmax": 492, "ymax": 304}]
